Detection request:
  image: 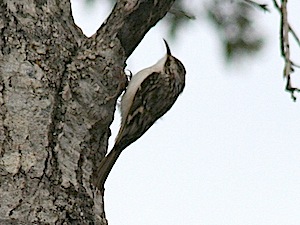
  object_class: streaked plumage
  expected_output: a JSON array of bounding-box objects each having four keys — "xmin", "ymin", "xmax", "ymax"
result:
[{"xmin": 94, "ymin": 40, "xmax": 186, "ymax": 190}]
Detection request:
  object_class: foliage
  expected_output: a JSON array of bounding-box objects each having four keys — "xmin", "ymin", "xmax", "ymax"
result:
[{"xmin": 206, "ymin": 0, "xmax": 264, "ymax": 60}]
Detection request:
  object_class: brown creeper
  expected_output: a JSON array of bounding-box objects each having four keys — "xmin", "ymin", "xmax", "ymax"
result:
[{"xmin": 94, "ymin": 40, "xmax": 186, "ymax": 190}]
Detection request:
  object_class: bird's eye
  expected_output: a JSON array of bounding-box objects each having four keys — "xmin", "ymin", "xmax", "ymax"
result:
[{"xmin": 165, "ymin": 60, "xmax": 170, "ymax": 67}]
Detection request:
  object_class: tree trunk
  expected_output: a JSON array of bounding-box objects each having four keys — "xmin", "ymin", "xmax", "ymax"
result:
[{"xmin": 0, "ymin": 0, "xmax": 174, "ymax": 224}]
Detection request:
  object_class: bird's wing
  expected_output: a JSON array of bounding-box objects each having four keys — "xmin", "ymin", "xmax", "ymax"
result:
[{"xmin": 115, "ymin": 72, "xmax": 176, "ymax": 151}]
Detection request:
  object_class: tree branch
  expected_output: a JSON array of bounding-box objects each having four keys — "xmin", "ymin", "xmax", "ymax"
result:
[
  {"xmin": 273, "ymin": 0, "xmax": 300, "ymax": 100},
  {"xmin": 94, "ymin": 0, "xmax": 175, "ymax": 58}
]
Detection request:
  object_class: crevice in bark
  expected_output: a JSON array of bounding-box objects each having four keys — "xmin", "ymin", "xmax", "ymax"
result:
[
  {"xmin": 0, "ymin": 74, "xmax": 9, "ymax": 158},
  {"xmin": 0, "ymin": 0, "xmax": 176, "ymax": 223}
]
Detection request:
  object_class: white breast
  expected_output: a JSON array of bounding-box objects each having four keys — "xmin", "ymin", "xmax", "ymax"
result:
[{"xmin": 120, "ymin": 54, "xmax": 167, "ymax": 123}]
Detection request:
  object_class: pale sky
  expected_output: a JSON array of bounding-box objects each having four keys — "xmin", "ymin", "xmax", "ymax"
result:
[{"xmin": 71, "ymin": 1, "xmax": 300, "ymax": 224}]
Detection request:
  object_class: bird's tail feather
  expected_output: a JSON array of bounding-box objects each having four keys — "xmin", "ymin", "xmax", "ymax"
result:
[{"xmin": 93, "ymin": 149, "xmax": 122, "ymax": 190}]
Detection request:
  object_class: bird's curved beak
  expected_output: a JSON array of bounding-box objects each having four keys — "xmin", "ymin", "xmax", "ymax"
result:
[{"xmin": 163, "ymin": 39, "xmax": 171, "ymax": 56}]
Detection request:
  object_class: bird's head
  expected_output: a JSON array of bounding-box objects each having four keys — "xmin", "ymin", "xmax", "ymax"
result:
[{"xmin": 163, "ymin": 39, "xmax": 186, "ymax": 80}]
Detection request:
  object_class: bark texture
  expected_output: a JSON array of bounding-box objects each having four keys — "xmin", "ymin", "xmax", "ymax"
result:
[{"xmin": 0, "ymin": 0, "xmax": 174, "ymax": 224}]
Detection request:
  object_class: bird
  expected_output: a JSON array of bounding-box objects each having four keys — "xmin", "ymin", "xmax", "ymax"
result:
[{"xmin": 93, "ymin": 40, "xmax": 186, "ymax": 190}]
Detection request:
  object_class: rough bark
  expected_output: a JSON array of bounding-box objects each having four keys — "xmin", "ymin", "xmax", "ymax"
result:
[{"xmin": 0, "ymin": 0, "xmax": 174, "ymax": 224}]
